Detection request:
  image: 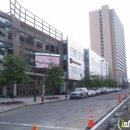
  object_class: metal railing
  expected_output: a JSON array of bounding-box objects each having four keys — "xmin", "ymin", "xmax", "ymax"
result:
[{"xmin": 10, "ymin": 0, "xmax": 63, "ymax": 41}]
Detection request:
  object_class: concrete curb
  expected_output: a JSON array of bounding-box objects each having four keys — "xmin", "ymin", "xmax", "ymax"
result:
[
  {"xmin": 0, "ymin": 98, "xmax": 69, "ymax": 114},
  {"xmin": 87, "ymin": 96, "xmax": 130, "ymax": 130}
]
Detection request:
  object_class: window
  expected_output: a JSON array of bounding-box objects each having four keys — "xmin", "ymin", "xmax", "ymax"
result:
[
  {"xmin": 0, "ymin": 27, "xmax": 5, "ymax": 38},
  {"xmin": 74, "ymin": 67, "xmax": 78, "ymax": 74},
  {"xmin": 63, "ymin": 40, "xmax": 67, "ymax": 44},
  {"xmin": 25, "ymin": 49, "xmax": 35, "ymax": 67},
  {"xmin": 101, "ymin": 50, "xmax": 104, "ymax": 53},
  {"xmin": 8, "ymin": 27, "xmax": 12, "ymax": 40},
  {"xmin": 36, "ymin": 39, "xmax": 42, "ymax": 48},
  {"xmin": 64, "ymin": 65, "xmax": 67, "ymax": 71},
  {"xmin": 79, "ymin": 69, "xmax": 84, "ymax": 75},
  {"xmin": 50, "ymin": 45, "xmax": 54, "ymax": 52},
  {"xmin": 0, "ymin": 16, "xmax": 11, "ymax": 40},
  {"xmin": 63, "ymin": 55, "xmax": 67, "ymax": 60},
  {"xmin": 77, "ymin": 52, "xmax": 80, "ymax": 59},
  {"xmin": 101, "ymin": 47, "xmax": 104, "ymax": 50},
  {"xmin": 70, "ymin": 66, "xmax": 75, "ymax": 73},
  {"xmin": 74, "ymin": 51, "xmax": 77, "ymax": 58},
  {"xmin": 25, "ymin": 34, "xmax": 34, "ymax": 45},
  {"xmin": 80, "ymin": 54, "xmax": 84, "ymax": 61},
  {"xmin": 70, "ymin": 47, "xmax": 74, "ymax": 57},
  {"xmin": 45, "ymin": 44, "xmax": 49, "ymax": 51},
  {"xmin": 20, "ymin": 32, "xmax": 24, "ymax": 42},
  {"xmin": 7, "ymin": 47, "xmax": 13, "ymax": 54},
  {"xmin": 0, "ymin": 41, "xmax": 13, "ymax": 63},
  {"xmin": 63, "ymin": 48, "xmax": 67, "ymax": 55},
  {"xmin": 56, "ymin": 47, "xmax": 58, "ymax": 54}
]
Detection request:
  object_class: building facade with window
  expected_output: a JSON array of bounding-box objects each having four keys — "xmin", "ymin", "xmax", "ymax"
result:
[
  {"xmin": 0, "ymin": 0, "xmax": 64, "ymax": 97},
  {"xmin": 62, "ymin": 36, "xmax": 85, "ymax": 91},
  {"xmin": 85, "ymin": 48, "xmax": 108, "ymax": 78},
  {"xmin": 89, "ymin": 5, "xmax": 128, "ymax": 87}
]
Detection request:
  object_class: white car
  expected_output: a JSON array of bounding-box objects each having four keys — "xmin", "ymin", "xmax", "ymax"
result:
[
  {"xmin": 88, "ymin": 90, "xmax": 96, "ymax": 96},
  {"xmin": 69, "ymin": 87, "xmax": 88, "ymax": 99}
]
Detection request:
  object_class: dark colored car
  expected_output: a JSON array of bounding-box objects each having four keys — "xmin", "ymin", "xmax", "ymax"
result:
[{"xmin": 99, "ymin": 88, "xmax": 107, "ymax": 94}]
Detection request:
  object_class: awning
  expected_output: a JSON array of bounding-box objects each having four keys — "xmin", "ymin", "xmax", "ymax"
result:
[{"xmin": 122, "ymin": 78, "xmax": 128, "ymax": 83}]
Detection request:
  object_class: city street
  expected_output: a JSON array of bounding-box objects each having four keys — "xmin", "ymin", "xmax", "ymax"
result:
[{"xmin": 0, "ymin": 89, "xmax": 129, "ymax": 130}]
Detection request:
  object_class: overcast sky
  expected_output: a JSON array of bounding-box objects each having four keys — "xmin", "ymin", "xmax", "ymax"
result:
[{"xmin": 1, "ymin": 0, "xmax": 130, "ymax": 79}]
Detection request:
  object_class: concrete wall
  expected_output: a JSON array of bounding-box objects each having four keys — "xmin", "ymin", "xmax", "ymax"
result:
[
  {"xmin": 67, "ymin": 36, "xmax": 85, "ymax": 80},
  {"xmin": 88, "ymin": 48, "xmax": 108, "ymax": 77}
]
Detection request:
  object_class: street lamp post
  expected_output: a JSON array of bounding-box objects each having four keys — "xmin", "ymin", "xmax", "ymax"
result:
[
  {"xmin": 65, "ymin": 83, "xmax": 68, "ymax": 98},
  {"xmin": 100, "ymin": 60, "xmax": 104, "ymax": 86},
  {"xmin": 33, "ymin": 64, "xmax": 37, "ymax": 102},
  {"xmin": 100, "ymin": 60, "xmax": 104, "ymax": 77},
  {"xmin": 116, "ymin": 69, "xmax": 122, "ymax": 88}
]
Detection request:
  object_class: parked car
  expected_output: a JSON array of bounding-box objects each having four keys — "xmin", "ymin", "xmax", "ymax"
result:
[
  {"xmin": 95, "ymin": 90, "xmax": 101, "ymax": 95},
  {"xmin": 69, "ymin": 87, "xmax": 88, "ymax": 99},
  {"xmin": 99, "ymin": 88, "xmax": 107, "ymax": 94},
  {"xmin": 88, "ymin": 90, "xmax": 93, "ymax": 97},
  {"xmin": 92, "ymin": 90, "xmax": 96, "ymax": 96},
  {"xmin": 106, "ymin": 88, "xmax": 110, "ymax": 93},
  {"xmin": 88, "ymin": 90, "xmax": 96, "ymax": 96}
]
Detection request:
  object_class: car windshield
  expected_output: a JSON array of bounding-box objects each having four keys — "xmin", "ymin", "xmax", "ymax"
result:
[{"xmin": 75, "ymin": 88, "xmax": 82, "ymax": 92}]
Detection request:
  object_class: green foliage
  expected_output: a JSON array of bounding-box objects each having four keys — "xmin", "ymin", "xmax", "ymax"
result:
[
  {"xmin": 103, "ymin": 78, "xmax": 117, "ymax": 87},
  {"xmin": 81, "ymin": 72, "xmax": 117, "ymax": 89},
  {"xmin": 81, "ymin": 72, "xmax": 92, "ymax": 88},
  {"xmin": 0, "ymin": 54, "xmax": 32, "ymax": 87},
  {"xmin": 44, "ymin": 65, "xmax": 64, "ymax": 97},
  {"xmin": 92, "ymin": 75, "xmax": 102, "ymax": 88}
]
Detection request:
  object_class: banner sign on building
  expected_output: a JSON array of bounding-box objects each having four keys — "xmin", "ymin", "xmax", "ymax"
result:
[{"xmin": 35, "ymin": 53, "xmax": 60, "ymax": 68}]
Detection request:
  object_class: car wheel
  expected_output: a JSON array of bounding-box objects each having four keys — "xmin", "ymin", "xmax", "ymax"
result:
[
  {"xmin": 70, "ymin": 97, "xmax": 73, "ymax": 99},
  {"xmin": 86, "ymin": 93, "xmax": 88, "ymax": 98},
  {"xmin": 80, "ymin": 95, "xmax": 83, "ymax": 99}
]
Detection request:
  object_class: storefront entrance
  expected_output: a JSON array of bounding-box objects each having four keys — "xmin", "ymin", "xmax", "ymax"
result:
[{"xmin": 17, "ymin": 85, "xmax": 42, "ymax": 96}]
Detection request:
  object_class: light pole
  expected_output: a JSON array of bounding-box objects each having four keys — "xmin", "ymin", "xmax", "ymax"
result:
[
  {"xmin": 33, "ymin": 64, "xmax": 37, "ymax": 102},
  {"xmin": 100, "ymin": 60, "xmax": 104, "ymax": 86},
  {"xmin": 80, "ymin": 74, "xmax": 82, "ymax": 87},
  {"xmin": 65, "ymin": 83, "xmax": 68, "ymax": 98},
  {"xmin": 116, "ymin": 69, "xmax": 119, "ymax": 88},
  {"xmin": 100, "ymin": 60, "xmax": 104, "ymax": 77}
]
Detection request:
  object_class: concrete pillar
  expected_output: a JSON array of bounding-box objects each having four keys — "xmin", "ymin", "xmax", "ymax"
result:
[
  {"xmin": 34, "ymin": 39, "xmax": 37, "ymax": 46},
  {"xmin": 4, "ymin": 47, "xmax": 8, "ymax": 56},
  {"xmin": 13, "ymin": 84, "xmax": 17, "ymax": 97},
  {"xmin": 60, "ymin": 81, "xmax": 66, "ymax": 93},
  {"xmin": 2, "ymin": 86, "xmax": 6, "ymax": 97},
  {"xmin": 5, "ymin": 27, "xmax": 8, "ymax": 39}
]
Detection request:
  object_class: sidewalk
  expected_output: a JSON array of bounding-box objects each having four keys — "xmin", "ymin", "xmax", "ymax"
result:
[{"xmin": 0, "ymin": 95, "xmax": 69, "ymax": 114}]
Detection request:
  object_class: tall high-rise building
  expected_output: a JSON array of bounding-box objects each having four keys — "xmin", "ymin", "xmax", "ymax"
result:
[{"xmin": 89, "ymin": 5, "xmax": 127, "ymax": 87}]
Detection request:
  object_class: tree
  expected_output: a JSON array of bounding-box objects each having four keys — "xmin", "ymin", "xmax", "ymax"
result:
[
  {"xmin": 44, "ymin": 65, "xmax": 64, "ymax": 98},
  {"xmin": 0, "ymin": 54, "xmax": 32, "ymax": 102},
  {"xmin": 103, "ymin": 78, "xmax": 117, "ymax": 87},
  {"xmin": 91, "ymin": 75, "xmax": 102, "ymax": 88},
  {"xmin": 81, "ymin": 72, "xmax": 93, "ymax": 89}
]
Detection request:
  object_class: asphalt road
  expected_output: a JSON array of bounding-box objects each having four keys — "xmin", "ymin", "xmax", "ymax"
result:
[{"xmin": 0, "ymin": 89, "xmax": 129, "ymax": 130}]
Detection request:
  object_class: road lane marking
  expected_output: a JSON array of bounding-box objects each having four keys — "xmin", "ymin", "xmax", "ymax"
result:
[{"xmin": 0, "ymin": 122, "xmax": 83, "ymax": 130}]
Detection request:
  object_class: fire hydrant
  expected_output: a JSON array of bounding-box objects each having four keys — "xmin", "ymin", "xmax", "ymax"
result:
[{"xmin": 41, "ymin": 95, "xmax": 44, "ymax": 102}]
